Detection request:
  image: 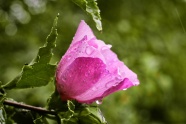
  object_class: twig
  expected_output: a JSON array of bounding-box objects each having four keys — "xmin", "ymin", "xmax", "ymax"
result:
[{"xmin": 3, "ymin": 100, "xmax": 56, "ymax": 115}]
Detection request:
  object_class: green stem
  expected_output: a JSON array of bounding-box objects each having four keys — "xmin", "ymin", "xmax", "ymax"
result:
[{"xmin": 3, "ymin": 100, "xmax": 56, "ymax": 115}]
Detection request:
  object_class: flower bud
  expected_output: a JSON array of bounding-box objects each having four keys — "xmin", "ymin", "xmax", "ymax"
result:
[{"xmin": 56, "ymin": 20, "xmax": 139, "ymax": 104}]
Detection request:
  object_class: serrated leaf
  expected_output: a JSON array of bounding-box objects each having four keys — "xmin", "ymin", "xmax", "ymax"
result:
[
  {"xmin": 34, "ymin": 116, "xmax": 49, "ymax": 124},
  {"xmin": 62, "ymin": 117, "xmax": 78, "ymax": 124},
  {"xmin": 3, "ymin": 14, "xmax": 59, "ymax": 89},
  {"xmin": 67, "ymin": 100, "xmax": 75, "ymax": 113},
  {"xmin": 72, "ymin": 0, "xmax": 102, "ymax": 31}
]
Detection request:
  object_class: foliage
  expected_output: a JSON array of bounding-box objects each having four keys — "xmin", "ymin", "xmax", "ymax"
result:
[
  {"xmin": 0, "ymin": 1, "xmax": 106, "ymax": 123},
  {"xmin": 0, "ymin": 0, "xmax": 186, "ymax": 124},
  {"xmin": 71, "ymin": 0, "xmax": 102, "ymax": 31}
]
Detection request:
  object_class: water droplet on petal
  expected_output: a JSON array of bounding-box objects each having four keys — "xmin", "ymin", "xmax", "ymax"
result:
[
  {"xmin": 117, "ymin": 67, "xmax": 122, "ymax": 76},
  {"xmin": 101, "ymin": 45, "xmax": 112, "ymax": 51},
  {"xmin": 66, "ymin": 55, "xmax": 71, "ymax": 60},
  {"xmin": 123, "ymin": 88, "xmax": 127, "ymax": 90},
  {"xmin": 105, "ymin": 81, "xmax": 113, "ymax": 88},
  {"xmin": 85, "ymin": 47, "xmax": 94, "ymax": 55},
  {"xmin": 101, "ymin": 46, "xmax": 108, "ymax": 51},
  {"xmin": 62, "ymin": 76, "xmax": 66, "ymax": 82},
  {"xmin": 96, "ymin": 100, "xmax": 103, "ymax": 105},
  {"xmin": 92, "ymin": 87, "xmax": 97, "ymax": 91}
]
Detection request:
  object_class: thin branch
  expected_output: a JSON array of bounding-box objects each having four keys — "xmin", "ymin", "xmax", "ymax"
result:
[{"xmin": 3, "ymin": 100, "xmax": 56, "ymax": 115}]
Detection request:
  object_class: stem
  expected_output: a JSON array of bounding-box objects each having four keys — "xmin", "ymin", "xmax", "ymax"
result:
[{"xmin": 3, "ymin": 100, "xmax": 56, "ymax": 115}]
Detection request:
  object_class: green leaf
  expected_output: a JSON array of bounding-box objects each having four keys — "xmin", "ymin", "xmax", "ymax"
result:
[
  {"xmin": 67, "ymin": 100, "xmax": 75, "ymax": 113},
  {"xmin": 0, "ymin": 108, "xmax": 6, "ymax": 124},
  {"xmin": 78, "ymin": 106, "xmax": 107, "ymax": 124},
  {"xmin": 62, "ymin": 117, "xmax": 78, "ymax": 124},
  {"xmin": 71, "ymin": 0, "xmax": 102, "ymax": 31},
  {"xmin": 47, "ymin": 88, "xmax": 68, "ymax": 112},
  {"xmin": 3, "ymin": 14, "xmax": 59, "ymax": 89},
  {"xmin": 34, "ymin": 116, "xmax": 49, "ymax": 124},
  {"xmin": 5, "ymin": 108, "xmax": 34, "ymax": 124}
]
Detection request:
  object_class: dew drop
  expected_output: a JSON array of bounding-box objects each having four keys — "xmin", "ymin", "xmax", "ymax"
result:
[
  {"xmin": 101, "ymin": 45, "xmax": 112, "ymax": 51},
  {"xmin": 66, "ymin": 55, "xmax": 71, "ymax": 60},
  {"xmin": 85, "ymin": 73, "xmax": 88, "ymax": 77},
  {"xmin": 85, "ymin": 47, "xmax": 94, "ymax": 55},
  {"xmin": 96, "ymin": 100, "xmax": 103, "ymax": 105},
  {"xmin": 92, "ymin": 87, "xmax": 97, "ymax": 91},
  {"xmin": 105, "ymin": 80, "xmax": 113, "ymax": 88},
  {"xmin": 101, "ymin": 46, "xmax": 108, "ymax": 51},
  {"xmin": 62, "ymin": 77, "xmax": 66, "ymax": 82},
  {"xmin": 117, "ymin": 67, "xmax": 122, "ymax": 76}
]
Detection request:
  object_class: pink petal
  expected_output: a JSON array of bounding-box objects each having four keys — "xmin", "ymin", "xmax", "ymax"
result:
[
  {"xmin": 56, "ymin": 20, "xmax": 140, "ymax": 104},
  {"xmin": 56, "ymin": 57, "xmax": 106, "ymax": 101},
  {"xmin": 72, "ymin": 20, "xmax": 95, "ymax": 44}
]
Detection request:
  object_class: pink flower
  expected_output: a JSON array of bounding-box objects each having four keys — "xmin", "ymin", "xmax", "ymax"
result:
[{"xmin": 56, "ymin": 20, "xmax": 139, "ymax": 104}]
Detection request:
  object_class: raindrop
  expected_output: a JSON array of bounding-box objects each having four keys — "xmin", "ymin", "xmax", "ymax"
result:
[
  {"xmin": 96, "ymin": 100, "xmax": 103, "ymax": 105},
  {"xmin": 117, "ymin": 68, "xmax": 122, "ymax": 76},
  {"xmin": 105, "ymin": 80, "xmax": 113, "ymax": 88},
  {"xmin": 82, "ymin": 79, "xmax": 86, "ymax": 83},
  {"xmin": 85, "ymin": 73, "xmax": 88, "ymax": 77},
  {"xmin": 62, "ymin": 77, "xmax": 66, "ymax": 82},
  {"xmin": 69, "ymin": 74, "xmax": 72, "ymax": 78},
  {"xmin": 92, "ymin": 87, "xmax": 97, "ymax": 91},
  {"xmin": 101, "ymin": 46, "xmax": 108, "ymax": 51},
  {"xmin": 66, "ymin": 55, "xmax": 71, "ymax": 60},
  {"xmin": 85, "ymin": 46, "xmax": 94, "ymax": 55},
  {"xmin": 101, "ymin": 45, "xmax": 112, "ymax": 51}
]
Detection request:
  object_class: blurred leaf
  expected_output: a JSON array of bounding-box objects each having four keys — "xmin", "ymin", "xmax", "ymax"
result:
[
  {"xmin": 3, "ymin": 14, "xmax": 59, "ymax": 89},
  {"xmin": 71, "ymin": 0, "xmax": 102, "ymax": 31},
  {"xmin": 0, "ymin": 93, "xmax": 5, "ymax": 105},
  {"xmin": 0, "ymin": 108, "xmax": 6, "ymax": 124},
  {"xmin": 4, "ymin": 106, "xmax": 29, "ymax": 124}
]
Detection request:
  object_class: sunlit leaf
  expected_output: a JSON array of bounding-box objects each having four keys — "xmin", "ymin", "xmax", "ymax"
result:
[
  {"xmin": 71, "ymin": 0, "xmax": 102, "ymax": 31},
  {"xmin": 3, "ymin": 14, "xmax": 59, "ymax": 89}
]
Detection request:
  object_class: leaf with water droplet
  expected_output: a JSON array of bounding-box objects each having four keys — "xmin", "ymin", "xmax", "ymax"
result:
[{"xmin": 71, "ymin": 0, "xmax": 102, "ymax": 31}]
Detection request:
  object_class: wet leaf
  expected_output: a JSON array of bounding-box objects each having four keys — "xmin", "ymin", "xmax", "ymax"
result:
[
  {"xmin": 71, "ymin": 0, "xmax": 102, "ymax": 31},
  {"xmin": 3, "ymin": 14, "xmax": 59, "ymax": 89}
]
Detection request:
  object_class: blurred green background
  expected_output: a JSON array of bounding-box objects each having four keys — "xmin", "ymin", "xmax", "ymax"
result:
[{"xmin": 0, "ymin": 0, "xmax": 186, "ymax": 124}]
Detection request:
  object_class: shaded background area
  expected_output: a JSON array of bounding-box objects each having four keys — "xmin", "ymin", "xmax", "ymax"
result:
[{"xmin": 0, "ymin": 0, "xmax": 186, "ymax": 123}]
